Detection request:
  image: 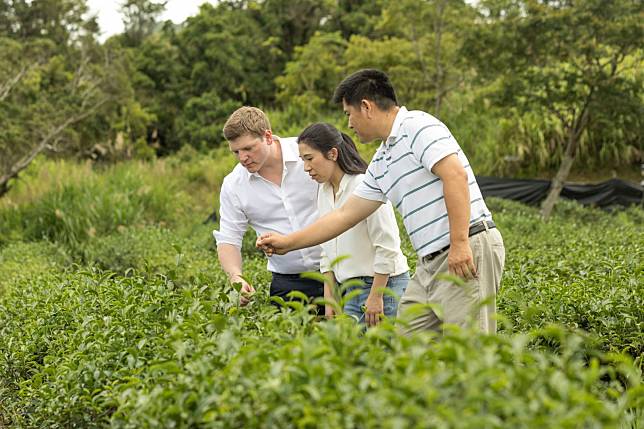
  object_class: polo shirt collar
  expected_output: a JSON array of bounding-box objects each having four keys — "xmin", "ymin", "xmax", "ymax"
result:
[{"xmin": 385, "ymin": 106, "xmax": 408, "ymax": 146}]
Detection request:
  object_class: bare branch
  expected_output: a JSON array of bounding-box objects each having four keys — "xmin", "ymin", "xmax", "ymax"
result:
[
  {"xmin": 0, "ymin": 96, "xmax": 110, "ymax": 197},
  {"xmin": 0, "ymin": 62, "xmax": 38, "ymax": 102}
]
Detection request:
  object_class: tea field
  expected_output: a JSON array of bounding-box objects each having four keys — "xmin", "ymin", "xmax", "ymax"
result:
[{"xmin": 0, "ymin": 154, "xmax": 642, "ymax": 428}]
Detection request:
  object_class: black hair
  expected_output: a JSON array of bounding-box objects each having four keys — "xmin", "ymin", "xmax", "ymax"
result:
[
  {"xmin": 297, "ymin": 123, "xmax": 368, "ymax": 175},
  {"xmin": 332, "ymin": 69, "xmax": 398, "ymax": 110}
]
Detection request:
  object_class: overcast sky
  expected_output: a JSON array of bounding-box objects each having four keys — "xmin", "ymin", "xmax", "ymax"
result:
[{"xmin": 86, "ymin": 0, "xmax": 218, "ymax": 41}]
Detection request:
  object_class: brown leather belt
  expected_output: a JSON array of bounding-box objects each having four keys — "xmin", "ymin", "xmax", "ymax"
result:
[{"xmin": 422, "ymin": 220, "xmax": 496, "ymax": 263}]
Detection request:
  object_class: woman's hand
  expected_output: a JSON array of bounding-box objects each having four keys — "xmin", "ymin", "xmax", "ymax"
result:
[{"xmin": 364, "ymin": 292, "xmax": 384, "ymax": 326}]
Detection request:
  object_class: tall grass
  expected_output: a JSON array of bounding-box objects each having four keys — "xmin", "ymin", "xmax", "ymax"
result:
[{"xmin": 0, "ymin": 154, "xmax": 235, "ymax": 256}]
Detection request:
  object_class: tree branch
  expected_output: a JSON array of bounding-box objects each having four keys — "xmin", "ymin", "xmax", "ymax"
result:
[
  {"xmin": 0, "ymin": 62, "xmax": 38, "ymax": 102},
  {"xmin": 0, "ymin": 97, "xmax": 110, "ymax": 197}
]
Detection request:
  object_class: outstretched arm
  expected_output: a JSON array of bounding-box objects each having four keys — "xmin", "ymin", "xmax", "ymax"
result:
[{"xmin": 257, "ymin": 195, "xmax": 383, "ymax": 255}]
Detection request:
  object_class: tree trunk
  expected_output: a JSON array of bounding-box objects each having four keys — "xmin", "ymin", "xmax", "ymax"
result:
[
  {"xmin": 541, "ymin": 102, "xmax": 591, "ymax": 220},
  {"xmin": 540, "ymin": 132, "xmax": 578, "ymax": 220},
  {"xmin": 0, "ymin": 181, "xmax": 9, "ymax": 198}
]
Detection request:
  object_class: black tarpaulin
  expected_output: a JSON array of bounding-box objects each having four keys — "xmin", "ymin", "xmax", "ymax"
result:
[{"xmin": 476, "ymin": 176, "xmax": 643, "ymax": 208}]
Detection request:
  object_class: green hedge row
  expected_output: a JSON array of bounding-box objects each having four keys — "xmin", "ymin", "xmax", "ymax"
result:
[{"xmin": 0, "ymin": 268, "xmax": 641, "ymax": 428}]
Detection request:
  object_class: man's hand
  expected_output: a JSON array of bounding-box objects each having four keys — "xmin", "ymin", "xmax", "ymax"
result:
[
  {"xmin": 232, "ymin": 276, "xmax": 255, "ymax": 306},
  {"xmin": 364, "ymin": 292, "xmax": 384, "ymax": 327},
  {"xmin": 256, "ymin": 232, "xmax": 291, "ymax": 256},
  {"xmin": 448, "ymin": 241, "xmax": 477, "ymax": 280}
]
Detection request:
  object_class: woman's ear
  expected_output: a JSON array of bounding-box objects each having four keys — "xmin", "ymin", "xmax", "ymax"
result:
[{"xmin": 327, "ymin": 147, "xmax": 338, "ymax": 161}]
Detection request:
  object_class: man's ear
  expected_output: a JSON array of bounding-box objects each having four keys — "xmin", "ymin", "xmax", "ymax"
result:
[
  {"xmin": 360, "ymin": 99, "xmax": 374, "ymax": 119},
  {"xmin": 264, "ymin": 129, "xmax": 274, "ymax": 144}
]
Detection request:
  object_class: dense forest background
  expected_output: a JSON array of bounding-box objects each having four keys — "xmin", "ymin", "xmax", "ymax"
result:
[{"xmin": 1, "ymin": 0, "xmax": 642, "ymax": 198}]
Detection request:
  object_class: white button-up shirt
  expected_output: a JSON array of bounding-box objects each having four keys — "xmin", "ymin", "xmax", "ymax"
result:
[
  {"xmin": 319, "ymin": 173, "xmax": 409, "ymax": 283},
  {"xmin": 213, "ymin": 137, "xmax": 321, "ymax": 274}
]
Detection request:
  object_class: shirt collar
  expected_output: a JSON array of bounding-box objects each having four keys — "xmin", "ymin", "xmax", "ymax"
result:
[
  {"xmin": 321, "ymin": 173, "xmax": 351, "ymax": 197},
  {"xmin": 385, "ymin": 106, "xmax": 408, "ymax": 146},
  {"xmin": 278, "ymin": 136, "xmax": 299, "ymax": 164},
  {"xmin": 246, "ymin": 135, "xmax": 296, "ymax": 179}
]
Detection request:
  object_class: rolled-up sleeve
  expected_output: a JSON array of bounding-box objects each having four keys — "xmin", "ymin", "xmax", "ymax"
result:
[
  {"xmin": 213, "ymin": 181, "xmax": 247, "ymax": 248},
  {"xmin": 365, "ymin": 202, "xmax": 403, "ymax": 275},
  {"xmin": 319, "ymin": 249, "xmax": 331, "ymax": 274}
]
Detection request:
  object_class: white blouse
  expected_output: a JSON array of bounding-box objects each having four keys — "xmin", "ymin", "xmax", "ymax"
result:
[{"xmin": 318, "ymin": 173, "xmax": 409, "ymax": 283}]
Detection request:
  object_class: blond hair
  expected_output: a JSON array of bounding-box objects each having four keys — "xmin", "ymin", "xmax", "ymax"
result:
[{"xmin": 222, "ymin": 106, "xmax": 271, "ymax": 141}]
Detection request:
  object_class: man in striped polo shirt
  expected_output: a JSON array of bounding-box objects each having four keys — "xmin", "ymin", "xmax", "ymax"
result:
[{"xmin": 258, "ymin": 69, "xmax": 505, "ymax": 334}]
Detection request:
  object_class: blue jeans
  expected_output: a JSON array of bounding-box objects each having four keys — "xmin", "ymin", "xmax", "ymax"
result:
[{"xmin": 343, "ymin": 272, "xmax": 410, "ymax": 323}]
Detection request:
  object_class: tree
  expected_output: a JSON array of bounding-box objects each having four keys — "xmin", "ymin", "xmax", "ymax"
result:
[
  {"xmin": 275, "ymin": 32, "xmax": 347, "ymax": 120},
  {"xmin": 175, "ymin": 3, "xmax": 270, "ymax": 104},
  {"xmin": 253, "ymin": 0, "xmax": 335, "ymax": 57},
  {"xmin": 1, "ymin": 0, "xmax": 94, "ymax": 45},
  {"xmin": 0, "ymin": 0, "xmax": 140, "ymax": 196},
  {"xmin": 175, "ymin": 91, "xmax": 239, "ymax": 150},
  {"xmin": 344, "ymin": 35, "xmax": 428, "ymax": 108},
  {"xmin": 466, "ymin": 0, "xmax": 643, "ymax": 218},
  {"xmin": 127, "ymin": 27, "xmax": 185, "ymax": 153},
  {"xmin": 378, "ymin": 0, "xmax": 475, "ymax": 115},
  {"xmin": 0, "ymin": 37, "xmax": 113, "ymax": 196},
  {"xmin": 120, "ymin": 0, "xmax": 167, "ymax": 47},
  {"xmin": 327, "ymin": 0, "xmax": 384, "ymax": 39}
]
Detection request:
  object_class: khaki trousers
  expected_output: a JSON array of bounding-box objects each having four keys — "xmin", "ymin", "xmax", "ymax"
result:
[{"xmin": 398, "ymin": 227, "xmax": 505, "ymax": 334}]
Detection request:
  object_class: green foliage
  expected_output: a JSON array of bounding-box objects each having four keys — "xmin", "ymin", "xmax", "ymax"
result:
[
  {"xmin": 2, "ymin": 0, "xmax": 640, "ymax": 179},
  {"xmin": 0, "ymin": 157, "xmax": 643, "ymax": 427},
  {"xmin": 175, "ymin": 3, "xmax": 269, "ymax": 105},
  {"xmin": 0, "ymin": 240, "xmax": 70, "ymax": 290},
  {"xmin": 120, "ymin": 0, "xmax": 167, "ymax": 47},
  {"xmin": 0, "ymin": 266, "xmax": 640, "ymax": 427},
  {"xmin": 0, "ymin": 161, "xmax": 191, "ymax": 255},
  {"xmin": 0, "ymin": 0, "xmax": 93, "ymax": 45},
  {"xmin": 492, "ymin": 198, "xmax": 644, "ymax": 358},
  {"xmin": 275, "ymin": 32, "xmax": 347, "ymax": 120},
  {"xmin": 465, "ymin": 0, "xmax": 644, "ymax": 171},
  {"xmin": 175, "ymin": 91, "xmax": 239, "ymax": 150}
]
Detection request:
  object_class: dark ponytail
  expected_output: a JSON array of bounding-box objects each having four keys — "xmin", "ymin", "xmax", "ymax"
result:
[{"xmin": 297, "ymin": 123, "xmax": 368, "ymax": 175}]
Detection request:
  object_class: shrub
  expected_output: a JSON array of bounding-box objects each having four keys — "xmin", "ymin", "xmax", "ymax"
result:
[{"xmin": 0, "ymin": 267, "xmax": 640, "ymax": 428}]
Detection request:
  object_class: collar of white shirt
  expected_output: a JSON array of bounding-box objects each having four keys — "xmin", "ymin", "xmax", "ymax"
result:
[
  {"xmin": 245, "ymin": 136, "xmax": 299, "ymax": 180},
  {"xmin": 321, "ymin": 172, "xmax": 354, "ymax": 200},
  {"xmin": 385, "ymin": 106, "xmax": 409, "ymax": 146}
]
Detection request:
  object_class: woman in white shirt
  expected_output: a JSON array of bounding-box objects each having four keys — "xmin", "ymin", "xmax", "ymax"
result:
[{"xmin": 297, "ymin": 123, "xmax": 410, "ymax": 326}]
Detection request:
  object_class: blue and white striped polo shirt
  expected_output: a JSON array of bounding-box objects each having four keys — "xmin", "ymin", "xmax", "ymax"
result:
[{"xmin": 354, "ymin": 106, "xmax": 492, "ymax": 258}]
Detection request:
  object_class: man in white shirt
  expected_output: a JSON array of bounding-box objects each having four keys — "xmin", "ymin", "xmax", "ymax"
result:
[
  {"xmin": 213, "ymin": 106, "xmax": 322, "ymax": 307},
  {"xmin": 257, "ymin": 70, "xmax": 506, "ymax": 334}
]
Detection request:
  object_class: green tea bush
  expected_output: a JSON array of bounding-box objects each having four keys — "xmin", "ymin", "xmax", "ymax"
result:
[
  {"xmin": 491, "ymin": 198, "xmax": 644, "ymax": 359},
  {"xmin": 1, "ymin": 157, "xmax": 643, "ymax": 428},
  {"xmin": 0, "ymin": 241, "xmax": 69, "ymax": 291},
  {"xmin": 0, "ymin": 267, "xmax": 641, "ymax": 428}
]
